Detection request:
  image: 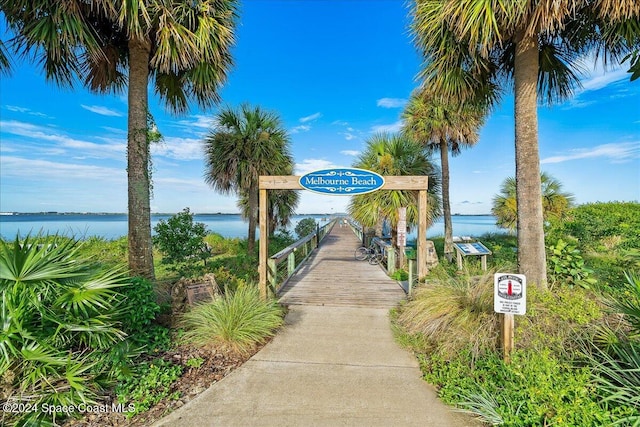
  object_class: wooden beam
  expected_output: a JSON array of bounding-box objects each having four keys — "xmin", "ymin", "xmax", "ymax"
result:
[
  {"xmin": 260, "ymin": 176, "xmax": 302, "ymax": 190},
  {"xmin": 259, "ymin": 189, "xmax": 268, "ymax": 299}
]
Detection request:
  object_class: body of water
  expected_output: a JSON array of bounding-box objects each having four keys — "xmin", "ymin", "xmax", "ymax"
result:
[{"xmin": 0, "ymin": 213, "xmax": 503, "ymax": 241}]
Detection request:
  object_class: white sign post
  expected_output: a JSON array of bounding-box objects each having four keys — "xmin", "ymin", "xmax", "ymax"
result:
[
  {"xmin": 397, "ymin": 207, "xmax": 407, "ymax": 268},
  {"xmin": 494, "ymin": 273, "xmax": 526, "ymax": 363}
]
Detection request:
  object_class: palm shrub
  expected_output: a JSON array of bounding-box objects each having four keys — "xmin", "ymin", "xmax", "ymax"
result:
[
  {"xmin": 585, "ymin": 272, "xmax": 640, "ymax": 424},
  {"xmin": 180, "ymin": 285, "xmax": 284, "ymax": 356},
  {"xmin": 0, "ymin": 234, "xmax": 129, "ymax": 426}
]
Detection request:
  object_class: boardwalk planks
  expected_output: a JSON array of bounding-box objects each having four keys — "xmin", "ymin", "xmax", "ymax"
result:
[{"xmin": 278, "ymin": 225, "xmax": 406, "ymax": 309}]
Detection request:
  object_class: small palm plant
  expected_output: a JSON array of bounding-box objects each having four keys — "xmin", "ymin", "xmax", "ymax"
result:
[{"xmin": 0, "ymin": 234, "xmax": 129, "ymax": 426}]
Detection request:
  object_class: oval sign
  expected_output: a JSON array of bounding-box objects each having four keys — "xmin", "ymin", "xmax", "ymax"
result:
[{"xmin": 299, "ymin": 168, "xmax": 385, "ymax": 195}]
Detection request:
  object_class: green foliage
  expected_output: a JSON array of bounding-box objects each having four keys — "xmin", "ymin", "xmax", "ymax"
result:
[
  {"xmin": 115, "ymin": 358, "xmax": 183, "ymax": 418},
  {"xmin": 0, "ymin": 234, "xmax": 129, "ymax": 426},
  {"xmin": 180, "ymin": 285, "xmax": 284, "ymax": 356},
  {"xmin": 153, "ymin": 208, "xmax": 210, "ymax": 275},
  {"xmin": 547, "ymin": 202, "xmax": 640, "ymax": 252},
  {"xmin": 390, "ymin": 269, "xmax": 409, "ymax": 281},
  {"xmin": 547, "ymin": 239, "xmax": 597, "ymax": 289},
  {"xmin": 422, "ymin": 349, "xmax": 625, "ymax": 426},
  {"xmin": 269, "ymin": 229, "xmax": 296, "ymax": 255},
  {"xmin": 605, "ymin": 272, "xmax": 640, "ymax": 336},
  {"xmin": 492, "ymin": 173, "xmax": 574, "ymax": 232},
  {"xmin": 185, "ymin": 357, "xmax": 204, "ymax": 369},
  {"xmin": 295, "ymin": 218, "xmax": 318, "ymax": 239}
]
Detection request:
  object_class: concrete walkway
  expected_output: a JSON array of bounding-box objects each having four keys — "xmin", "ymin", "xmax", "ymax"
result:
[{"xmin": 153, "ymin": 305, "xmax": 478, "ymax": 427}]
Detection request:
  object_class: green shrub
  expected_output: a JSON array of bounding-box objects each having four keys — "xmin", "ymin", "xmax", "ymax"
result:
[
  {"xmin": 180, "ymin": 285, "xmax": 284, "ymax": 356},
  {"xmin": 0, "ymin": 234, "xmax": 129, "ymax": 426},
  {"xmin": 294, "ymin": 218, "xmax": 317, "ymax": 239},
  {"xmin": 547, "ymin": 239, "xmax": 597, "ymax": 289},
  {"xmin": 115, "ymin": 358, "xmax": 183, "ymax": 418},
  {"xmin": 153, "ymin": 208, "xmax": 210, "ymax": 275},
  {"xmin": 436, "ymin": 350, "xmax": 624, "ymax": 426},
  {"xmin": 391, "ymin": 269, "xmax": 409, "ymax": 281}
]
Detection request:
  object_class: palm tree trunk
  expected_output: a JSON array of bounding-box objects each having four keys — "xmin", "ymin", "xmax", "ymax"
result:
[
  {"xmin": 440, "ymin": 139, "xmax": 453, "ymax": 262},
  {"xmin": 514, "ymin": 31, "xmax": 547, "ymax": 289},
  {"xmin": 127, "ymin": 38, "xmax": 154, "ymax": 279},
  {"xmin": 247, "ymin": 186, "xmax": 258, "ymax": 253}
]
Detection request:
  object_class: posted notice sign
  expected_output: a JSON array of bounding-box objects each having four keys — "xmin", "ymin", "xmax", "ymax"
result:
[{"xmin": 494, "ymin": 273, "xmax": 526, "ymax": 315}]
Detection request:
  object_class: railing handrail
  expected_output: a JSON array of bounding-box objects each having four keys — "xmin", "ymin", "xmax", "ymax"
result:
[{"xmin": 269, "ymin": 219, "xmax": 337, "ymax": 294}]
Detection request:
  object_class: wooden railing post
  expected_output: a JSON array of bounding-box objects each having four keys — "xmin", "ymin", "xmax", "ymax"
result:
[
  {"xmin": 267, "ymin": 258, "xmax": 277, "ymax": 295},
  {"xmin": 287, "ymin": 252, "xmax": 295, "ymax": 277},
  {"xmin": 387, "ymin": 248, "xmax": 396, "ymax": 275}
]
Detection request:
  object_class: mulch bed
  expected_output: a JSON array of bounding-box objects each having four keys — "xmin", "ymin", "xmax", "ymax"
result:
[{"xmin": 63, "ymin": 343, "xmax": 264, "ymax": 427}]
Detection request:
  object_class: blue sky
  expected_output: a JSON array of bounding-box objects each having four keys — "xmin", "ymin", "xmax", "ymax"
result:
[{"xmin": 1, "ymin": 1, "xmax": 639, "ymax": 215}]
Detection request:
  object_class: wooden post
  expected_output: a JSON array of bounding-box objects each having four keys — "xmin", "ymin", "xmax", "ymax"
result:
[
  {"xmin": 387, "ymin": 247, "xmax": 396, "ymax": 275},
  {"xmin": 457, "ymin": 250, "xmax": 463, "ymax": 270},
  {"xmin": 417, "ymin": 189, "xmax": 428, "ymax": 278},
  {"xmin": 481, "ymin": 254, "xmax": 487, "ymax": 271},
  {"xmin": 259, "ymin": 189, "xmax": 268, "ymax": 299},
  {"xmin": 287, "ymin": 252, "xmax": 295, "ymax": 277},
  {"xmin": 268, "ymin": 258, "xmax": 277, "ymax": 293},
  {"xmin": 502, "ymin": 313, "xmax": 514, "ymax": 363}
]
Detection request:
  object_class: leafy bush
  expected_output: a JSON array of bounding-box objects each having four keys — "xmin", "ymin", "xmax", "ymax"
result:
[
  {"xmin": 0, "ymin": 234, "xmax": 129, "ymax": 426},
  {"xmin": 153, "ymin": 208, "xmax": 210, "ymax": 275},
  {"xmin": 180, "ymin": 285, "xmax": 284, "ymax": 356},
  {"xmin": 547, "ymin": 239, "xmax": 597, "ymax": 289},
  {"xmin": 115, "ymin": 358, "xmax": 183, "ymax": 418},
  {"xmin": 294, "ymin": 218, "xmax": 317, "ymax": 239},
  {"xmin": 546, "ymin": 202, "xmax": 640, "ymax": 252},
  {"xmin": 391, "ymin": 269, "xmax": 409, "ymax": 281},
  {"xmin": 424, "ymin": 349, "xmax": 625, "ymax": 426}
]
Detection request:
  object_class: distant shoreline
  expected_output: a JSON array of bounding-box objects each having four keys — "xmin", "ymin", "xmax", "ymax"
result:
[{"xmin": 0, "ymin": 212, "xmax": 493, "ymax": 217}]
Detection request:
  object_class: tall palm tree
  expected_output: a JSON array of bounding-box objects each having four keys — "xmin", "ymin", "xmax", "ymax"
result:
[
  {"xmin": 402, "ymin": 87, "xmax": 486, "ymax": 262},
  {"xmin": 1, "ymin": 0, "xmax": 238, "ymax": 279},
  {"xmin": 204, "ymin": 104, "xmax": 293, "ymax": 253},
  {"xmin": 348, "ymin": 133, "xmax": 441, "ymax": 252},
  {"xmin": 411, "ymin": 0, "xmax": 639, "ymax": 288},
  {"xmin": 492, "ymin": 172, "xmax": 575, "ymax": 232}
]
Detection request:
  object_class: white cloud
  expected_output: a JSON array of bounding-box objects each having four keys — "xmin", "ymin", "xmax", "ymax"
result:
[
  {"xmin": 541, "ymin": 142, "xmax": 640, "ymax": 164},
  {"xmin": 4, "ymin": 105, "xmax": 51, "ymax": 118},
  {"xmin": 370, "ymin": 120, "xmax": 404, "ymax": 134},
  {"xmin": 579, "ymin": 68, "xmax": 628, "ymax": 93},
  {"xmin": 294, "ymin": 159, "xmax": 342, "ymax": 175},
  {"xmin": 291, "ymin": 125, "xmax": 311, "ymax": 134},
  {"xmin": 376, "ymin": 98, "xmax": 407, "ymax": 108},
  {"xmin": 0, "ymin": 120, "xmax": 125, "ymax": 159},
  {"xmin": 343, "ymin": 133, "xmax": 357, "ymax": 141},
  {"xmin": 331, "ymin": 120, "xmax": 349, "ymax": 126},
  {"xmin": 340, "ymin": 150, "xmax": 360, "ymax": 156},
  {"xmin": 152, "ymin": 137, "xmax": 204, "ymax": 161},
  {"xmin": 0, "ymin": 156, "xmax": 125, "ymax": 181},
  {"xmin": 81, "ymin": 104, "xmax": 123, "ymax": 117},
  {"xmin": 299, "ymin": 112, "xmax": 322, "ymax": 123}
]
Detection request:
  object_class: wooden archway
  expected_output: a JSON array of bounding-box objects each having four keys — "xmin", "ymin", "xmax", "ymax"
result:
[{"xmin": 258, "ymin": 175, "xmax": 429, "ymax": 298}]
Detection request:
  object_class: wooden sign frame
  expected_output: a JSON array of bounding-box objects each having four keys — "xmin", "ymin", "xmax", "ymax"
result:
[{"xmin": 258, "ymin": 175, "xmax": 429, "ymax": 299}]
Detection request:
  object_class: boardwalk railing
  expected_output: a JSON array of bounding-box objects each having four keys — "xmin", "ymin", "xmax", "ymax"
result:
[{"xmin": 268, "ymin": 219, "xmax": 337, "ymax": 294}]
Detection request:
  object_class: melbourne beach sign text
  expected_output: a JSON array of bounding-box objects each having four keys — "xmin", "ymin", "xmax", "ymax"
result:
[{"xmin": 298, "ymin": 168, "xmax": 385, "ymax": 195}]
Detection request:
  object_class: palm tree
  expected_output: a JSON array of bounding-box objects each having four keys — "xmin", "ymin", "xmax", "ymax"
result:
[
  {"xmin": 348, "ymin": 133, "xmax": 441, "ymax": 257},
  {"xmin": 492, "ymin": 172, "xmax": 575, "ymax": 232},
  {"xmin": 204, "ymin": 104, "xmax": 293, "ymax": 253},
  {"xmin": 1, "ymin": 0, "xmax": 238, "ymax": 279},
  {"xmin": 402, "ymin": 87, "xmax": 486, "ymax": 262},
  {"xmin": 411, "ymin": 0, "xmax": 639, "ymax": 288}
]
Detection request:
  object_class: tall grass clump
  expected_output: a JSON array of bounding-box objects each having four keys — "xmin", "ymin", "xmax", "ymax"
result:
[
  {"xmin": 0, "ymin": 234, "xmax": 130, "ymax": 426},
  {"xmin": 396, "ymin": 266, "xmax": 499, "ymax": 359},
  {"xmin": 180, "ymin": 285, "xmax": 284, "ymax": 356}
]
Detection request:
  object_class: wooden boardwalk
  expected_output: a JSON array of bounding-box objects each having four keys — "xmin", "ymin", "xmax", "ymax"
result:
[{"xmin": 278, "ymin": 225, "xmax": 406, "ymax": 308}]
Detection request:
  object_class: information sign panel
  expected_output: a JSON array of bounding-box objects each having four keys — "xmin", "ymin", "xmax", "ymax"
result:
[
  {"xmin": 453, "ymin": 242, "xmax": 492, "ymax": 256},
  {"xmin": 494, "ymin": 273, "xmax": 526, "ymax": 315}
]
